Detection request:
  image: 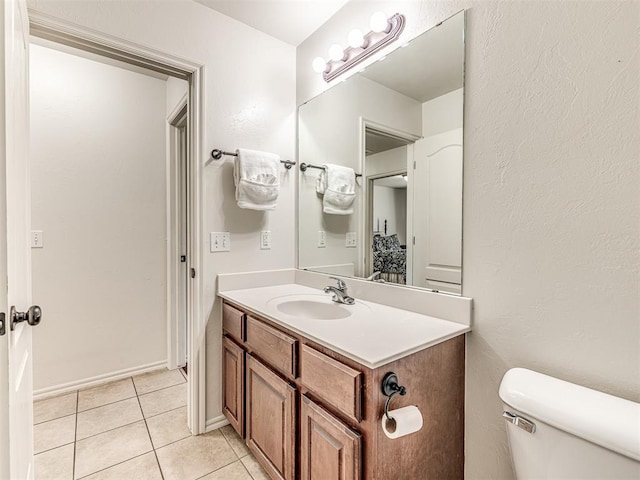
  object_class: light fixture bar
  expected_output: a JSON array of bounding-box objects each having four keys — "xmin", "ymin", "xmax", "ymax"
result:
[{"xmin": 322, "ymin": 13, "xmax": 405, "ymax": 83}]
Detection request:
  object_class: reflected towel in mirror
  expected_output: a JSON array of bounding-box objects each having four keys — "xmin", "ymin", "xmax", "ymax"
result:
[{"xmin": 320, "ymin": 163, "xmax": 356, "ymax": 215}]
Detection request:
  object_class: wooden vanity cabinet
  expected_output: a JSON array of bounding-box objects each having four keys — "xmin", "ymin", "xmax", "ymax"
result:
[
  {"xmin": 222, "ymin": 336, "xmax": 244, "ymax": 436},
  {"xmin": 221, "ymin": 300, "xmax": 465, "ymax": 480},
  {"xmin": 300, "ymin": 395, "xmax": 361, "ymax": 480},
  {"xmin": 246, "ymin": 354, "xmax": 296, "ymax": 480}
]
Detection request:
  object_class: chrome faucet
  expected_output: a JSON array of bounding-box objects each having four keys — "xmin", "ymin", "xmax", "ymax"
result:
[
  {"xmin": 324, "ymin": 277, "xmax": 355, "ymax": 305},
  {"xmin": 366, "ymin": 271, "xmax": 385, "ymax": 282}
]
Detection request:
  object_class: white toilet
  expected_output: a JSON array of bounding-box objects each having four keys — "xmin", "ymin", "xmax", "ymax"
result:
[{"xmin": 499, "ymin": 368, "xmax": 640, "ymax": 479}]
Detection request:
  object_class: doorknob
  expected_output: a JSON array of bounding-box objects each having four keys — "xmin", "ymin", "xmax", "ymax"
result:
[{"xmin": 10, "ymin": 305, "xmax": 42, "ymax": 331}]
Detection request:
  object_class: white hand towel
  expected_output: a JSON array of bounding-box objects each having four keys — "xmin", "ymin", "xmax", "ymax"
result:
[
  {"xmin": 322, "ymin": 163, "xmax": 356, "ymax": 215},
  {"xmin": 316, "ymin": 169, "xmax": 327, "ymax": 194},
  {"xmin": 234, "ymin": 148, "xmax": 281, "ymax": 211}
]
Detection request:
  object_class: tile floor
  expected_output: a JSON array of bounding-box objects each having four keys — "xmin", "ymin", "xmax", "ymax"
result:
[{"xmin": 33, "ymin": 369, "xmax": 268, "ymax": 480}]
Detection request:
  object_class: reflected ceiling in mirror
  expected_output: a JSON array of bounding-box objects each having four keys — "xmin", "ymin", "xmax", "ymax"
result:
[{"xmin": 298, "ymin": 11, "xmax": 465, "ymax": 295}]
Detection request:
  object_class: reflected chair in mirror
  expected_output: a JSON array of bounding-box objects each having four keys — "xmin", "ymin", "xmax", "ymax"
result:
[{"xmin": 372, "ymin": 234, "xmax": 406, "ymax": 284}]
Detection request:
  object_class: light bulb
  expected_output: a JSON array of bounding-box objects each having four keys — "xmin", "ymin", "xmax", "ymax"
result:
[
  {"xmin": 328, "ymin": 44, "xmax": 344, "ymax": 62},
  {"xmin": 347, "ymin": 29, "xmax": 365, "ymax": 49},
  {"xmin": 312, "ymin": 56, "xmax": 326, "ymax": 73},
  {"xmin": 370, "ymin": 11, "xmax": 389, "ymax": 33}
]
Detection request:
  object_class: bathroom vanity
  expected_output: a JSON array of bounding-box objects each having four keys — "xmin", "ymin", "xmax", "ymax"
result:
[{"xmin": 218, "ymin": 281, "xmax": 469, "ymax": 480}]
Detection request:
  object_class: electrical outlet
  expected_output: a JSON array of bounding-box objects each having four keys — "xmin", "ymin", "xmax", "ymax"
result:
[
  {"xmin": 260, "ymin": 230, "xmax": 271, "ymax": 250},
  {"xmin": 31, "ymin": 230, "xmax": 44, "ymax": 248},
  {"xmin": 318, "ymin": 230, "xmax": 326, "ymax": 248},
  {"xmin": 210, "ymin": 232, "xmax": 230, "ymax": 252},
  {"xmin": 346, "ymin": 232, "xmax": 357, "ymax": 248}
]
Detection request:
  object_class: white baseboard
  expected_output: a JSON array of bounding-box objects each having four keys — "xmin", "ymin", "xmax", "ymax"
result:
[
  {"xmin": 33, "ymin": 360, "xmax": 168, "ymax": 401},
  {"xmin": 205, "ymin": 414, "xmax": 229, "ymax": 433}
]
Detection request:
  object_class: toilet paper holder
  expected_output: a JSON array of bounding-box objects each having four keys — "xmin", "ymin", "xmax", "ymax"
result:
[{"xmin": 382, "ymin": 372, "xmax": 407, "ymax": 420}]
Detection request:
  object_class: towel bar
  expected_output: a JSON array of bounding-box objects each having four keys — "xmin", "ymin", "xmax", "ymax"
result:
[
  {"xmin": 211, "ymin": 148, "xmax": 296, "ymax": 170},
  {"xmin": 299, "ymin": 162, "xmax": 362, "ymax": 178}
]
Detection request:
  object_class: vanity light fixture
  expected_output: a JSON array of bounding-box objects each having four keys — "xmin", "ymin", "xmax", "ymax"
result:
[{"xmin": 311, "ymin": 12, "xmax": 406, "ymax": 83}]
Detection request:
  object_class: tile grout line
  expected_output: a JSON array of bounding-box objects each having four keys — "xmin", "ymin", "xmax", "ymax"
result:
[
  {"xmin": 74, "ymin": 451, "xmax": 153, "ymax": 480},
  {"xmin": 132, "ymin": 376, "xmax": 165, "ymax": 480},
  {"xmin": 76, "ymin": 379, "xmax": 185, "ymax": 414},
  {"xmin": 53, "ymin": 403, "xmax": 187, "ymax": 453},
  {"xmin": 76, "ymin": 395, "xmax": 138, "ymax": 415},
  {"xmin": 73, "ymin": 389, "xmax": 79, "ymax": 480},
  {"xmin": 33, "ymin": 441, "xmax": 76, "ymax": 457},
  {"xmin": 134, "ymin": 378, "xmax": 187, "ymax": 399}
]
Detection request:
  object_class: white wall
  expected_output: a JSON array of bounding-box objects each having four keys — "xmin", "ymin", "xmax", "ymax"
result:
[
  {"xmin": 372, "ymin": 185, "xmax": 406, "ymax": 244},
  {"xmin": 28, "ymin": 0, "xmax": 297, "ymax": 422},
  {"xmin": 365, "ymin": 145, "xmax": 407, "ymax": 177},
  {"xmin": 298, "ymin": 1, "xmax": 640, "ymax": 478},
  {"xmin": 30, "ymin": 44, "xmax": 168, "ymax": 391}
]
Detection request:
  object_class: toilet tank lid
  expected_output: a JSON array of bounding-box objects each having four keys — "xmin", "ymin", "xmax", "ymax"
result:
[{"xmin": 499, "ymin": 368, "xmax": 640, "ymax": 462}]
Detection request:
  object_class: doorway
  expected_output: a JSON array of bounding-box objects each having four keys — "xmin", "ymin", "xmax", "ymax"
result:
[
  {"xmin": 362, "ymin": 124, "xmax": 418, "ymax": 284},
  {"xmin": 168, "ymin": 101, "xmax": 189, "ymax": 371},
  {"xmin": 28, "ymin": 11, "xmax": 206, "ymax": 435}
]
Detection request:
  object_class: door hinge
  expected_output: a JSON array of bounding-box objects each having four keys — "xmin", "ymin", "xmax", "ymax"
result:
[
  {"xmin": 190, "ymin": 268, "xmax": 196, "ymax": 279},
  {"xmin": 0, "ymin": 312, "xmax": 5, "ymax": 336},
  {"xmin": 180, "ymin": 255, "xmax": 187, "ymax": 263},
  {"xmin": 413, "ymin": 161, "xmax": 416, "ymax": 170}
]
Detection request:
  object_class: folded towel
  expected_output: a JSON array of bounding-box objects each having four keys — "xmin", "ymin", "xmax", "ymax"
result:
[
  {"xmin": 234, "ymin": 148, "xmax": 280, "ymax": 211},
  {"xmin": 316, "ymin": 170, "xmax": 327, "ymax": 194},
  {"xmin": 321, "ymin": 163, "xmax": 356, "ymax": 215}
]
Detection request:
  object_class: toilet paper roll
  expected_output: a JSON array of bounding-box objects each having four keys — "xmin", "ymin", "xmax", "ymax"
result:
[{"xmin": 381, "ymin": 405, "xmax": 423, "ymax": 439}]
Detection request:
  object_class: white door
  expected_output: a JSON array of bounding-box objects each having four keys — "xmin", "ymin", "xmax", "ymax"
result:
[{"xmin": 0, "ymin": 0, "xmax": 35, "ymax": 478}]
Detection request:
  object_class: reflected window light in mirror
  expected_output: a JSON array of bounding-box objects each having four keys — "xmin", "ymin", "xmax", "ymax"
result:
[{"xmin": 311, "ymin": 12, "xmax": 406, "ymax": 83}]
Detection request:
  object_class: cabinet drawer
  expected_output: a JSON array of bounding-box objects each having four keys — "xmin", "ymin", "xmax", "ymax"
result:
[
  {"xmin": 223, "ymin": 303, "xmax": 245, "ymax": 342},
  {"xmin": 300, "ymin": 345, "xmax": 362, "ymax": 423},
  {"xmin": 245, "ymin": 316, "xmax": 297, "ymax": 379}
]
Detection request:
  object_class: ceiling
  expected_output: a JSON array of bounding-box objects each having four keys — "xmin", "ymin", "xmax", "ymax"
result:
[
  {"xmin": 193, "ymin": 0, "xmax": 350, "ymax": 46},
  {"xmin": 374, "ymin": 175, "xmax": 407, "ymax": 189}
]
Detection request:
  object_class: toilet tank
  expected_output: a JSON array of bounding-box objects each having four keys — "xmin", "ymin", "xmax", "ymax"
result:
[{"xmin": 499, "ymin": 368, "xmax": 640, "ymax": 479}]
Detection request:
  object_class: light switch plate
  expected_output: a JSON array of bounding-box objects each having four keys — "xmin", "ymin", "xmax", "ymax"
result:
[
  {"xmin": 318, "ymin": 230, "xmax": 326, "ymax": 248},
  {"xmin": 31, "ymin": 230, "xmax": 44, "ymax": 248},
  {"xmin": 346, "ymin": 232, "xmax": 357, "ymax": 248},
  {"xmin": 210, "ymin": 232, "xmax": 230, "ymax": 252},
  {"xmin": 260, "ymin": 231, "xmax": 271, "ymax": 250}
]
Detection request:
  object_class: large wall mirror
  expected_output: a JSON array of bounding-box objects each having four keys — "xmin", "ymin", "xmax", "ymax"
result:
[{"xmin": 298, "ymin": 11, "xmax": 465, "ymax": 294}]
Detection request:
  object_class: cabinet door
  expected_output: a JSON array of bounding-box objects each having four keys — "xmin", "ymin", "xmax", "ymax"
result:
[
  {"xmin": 246, "ymin": 354, "xmax": 296, "ymax": 480},
  {"xmin": 222, "ymin": 336, "xmax": 245, "ymax": 437},
  {"xmin": 300, "ymin": 395, "xmax": 362, "ymax": 480}
]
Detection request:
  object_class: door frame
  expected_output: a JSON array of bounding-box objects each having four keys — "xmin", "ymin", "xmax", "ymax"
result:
[
  {"xmin": 359, "ymin": 118, "xmax": 421, "ymax": 283},
  {"xmin": 167, "ymin": 97, "xmax": 188, "ymax": 371},
  {"xmin": 365, "ymin": 169, "xmax": 408, "ymax": 277},
  {"xmin": 28, "ymin": 11, "xmax": 207, "ymax": 434}
]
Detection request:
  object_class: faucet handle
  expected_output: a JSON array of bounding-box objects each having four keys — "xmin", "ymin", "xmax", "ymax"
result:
[{"xmin": 328, "ymin": 276, "xmax": 347, "ymax": 290}]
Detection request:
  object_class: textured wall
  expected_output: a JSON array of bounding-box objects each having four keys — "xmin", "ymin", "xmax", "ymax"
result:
[
  {"xmin": 28, "ymin": 0, "xmax": 297, "ymax": 423},
  {"xmin": 298, "ymin": 1, "xmax": 640, "ymax": 478},
  {"xmin": 30, "ymin": 44, "xmax": 168, "ymax": 391}
]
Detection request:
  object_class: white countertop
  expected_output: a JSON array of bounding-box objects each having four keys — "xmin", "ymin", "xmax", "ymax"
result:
[{"xmin": 219, "ymin": 283, "xmax": 470, "ymax": 369}]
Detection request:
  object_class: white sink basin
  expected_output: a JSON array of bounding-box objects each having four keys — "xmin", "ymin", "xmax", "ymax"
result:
[{"xmin": 266, "ymin": 294, "xmax": 370, "ymax": 320}]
